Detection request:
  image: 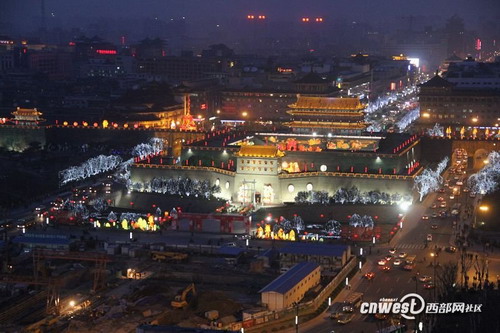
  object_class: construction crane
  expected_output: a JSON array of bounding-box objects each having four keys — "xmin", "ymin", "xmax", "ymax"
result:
[
  {"xmin": 33, "ymin": 249, "xmax": 110, "ymax": 292},
  {"xmin": 0, "ymin": 274, "xmax": 60, "ymax": 316},
  {"xmin": 171, "ymin": 283, "xmax": 196, "ymax": 309}
]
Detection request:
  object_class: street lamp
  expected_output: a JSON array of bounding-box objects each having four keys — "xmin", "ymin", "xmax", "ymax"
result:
[
  {"xmin": 430, "ymin": 252, "xmax": 438, "ymax": 299},
  {"xmin": 475, "ymin": 205, "xmax": 489, "ymax": 227},
  {"xmin": 293, "ymin": 302, "xmax": 300, "ymax": 333}
]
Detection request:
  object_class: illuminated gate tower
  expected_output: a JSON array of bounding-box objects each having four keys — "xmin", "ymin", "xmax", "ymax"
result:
[
  {"xmin": 10, "ymin": 107, "xmax": 45, "ymax": 126},
  {"xmin": 234, "ymin": 145, "xmax": 284, "ymax": 205},
  {"xmin": 286, "ymin": 96, "xmax": 367, "ymax": 135}
]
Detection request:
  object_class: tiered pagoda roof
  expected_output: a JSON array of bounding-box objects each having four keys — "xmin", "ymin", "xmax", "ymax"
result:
[
  {"xmin": 286, "ymin": 96, "xmax": 367, "ymax": 131},
  {"xmin": 288, "ymin": 96, "xmax": 365, "ymax": 111},
  {"xmin": 234, "ymin": 145, "xmax": 284, "ymax": 158}
]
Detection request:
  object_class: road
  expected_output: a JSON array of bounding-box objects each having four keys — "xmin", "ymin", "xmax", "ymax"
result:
[{"xmin": 297, "ymin": 166, "xmax": 500, "ymax": 333}]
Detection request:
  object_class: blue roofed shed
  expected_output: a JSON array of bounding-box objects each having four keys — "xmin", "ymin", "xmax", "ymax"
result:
[
  {"xmin": 259, "ymin": 262, "xmax": 320, "ymax": 311},
  {"xmin": 279, "ymin": 243, "xmax": 350, "ymax": 274},
  {"xmin": 13, "ymin": 233, "xmax": 71, "ymax": 250}
]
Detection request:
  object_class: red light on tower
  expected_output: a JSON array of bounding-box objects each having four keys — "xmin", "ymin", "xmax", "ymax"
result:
[
  {"xmin": 302, "ymin": 17, "xmax": 310, "ymax": 22},
  {"xmin": 315, "ymin": 17, "xmax": 323, "ymax": 22},
  {"xmin": 247, "ymin": 15, "xmax": 255, "ymax": 20}
]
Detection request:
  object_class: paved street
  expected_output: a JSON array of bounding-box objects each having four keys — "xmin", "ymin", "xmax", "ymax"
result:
[{"xmin": 296, "ymin": 166, "xmax": 500, "ymax": 333}]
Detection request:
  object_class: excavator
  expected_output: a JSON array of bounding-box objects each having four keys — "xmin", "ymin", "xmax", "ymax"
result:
[{"xmin": 171, "ymin": 283, "xmax": 196, "ymax": 309}]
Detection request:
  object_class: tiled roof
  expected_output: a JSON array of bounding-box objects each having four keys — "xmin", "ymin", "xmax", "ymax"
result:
[
  {"xmin": 259, "ymin": 262, "xmax": 319, "ymax": 294},
  {"xmin": 290, "ymin": 96, "xmax": 364, "ymax": 110},
  {"xmin": 13, "ymin": 236, "xmax": 70, "ymax": 245},
  {"xmin": 235, "ymin": 145, "xmax": 284, "ymax": 158},
  {"xmin": 419, "ymin": 75, "xmax": 455, "ymax": 88}
]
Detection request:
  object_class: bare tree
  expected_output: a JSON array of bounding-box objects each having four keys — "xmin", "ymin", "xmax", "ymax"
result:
[
  {"xmin": 459, "ymin": 246, "xmax": 474, "ymax": 289},
  {"xmin": 473, "ymin": 254, "xmax": 489, "ymax": 290},
  {"xmin": 436, "ymin": 262, "xmax": 458, "ymax": 298}
]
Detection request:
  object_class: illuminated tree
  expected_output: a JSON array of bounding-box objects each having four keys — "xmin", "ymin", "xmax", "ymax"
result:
[
  {"xmin": 107, "ymin": 211, "xmax": 117, "ymax": 222},
  {"xmin": 396, "ymin": 108, "xmax": 420, "ymax": 130},
  {"xmin": 292, "ymin": 215, "xmax": 305, "ymax": 232},
  {"xmin": 91, "ymin": 198, "xmax": 108, "ymax": 214},
  {"xmin": 468, "ymin": 151, "xmax": 500, "ymax": 194},
  {"xmin": 325, "ymin": 219, "xmax": 341, "ymax": 235},
  {"xmin": 59, "ymin": 155, "xmax": 122, "ymax": 185},
  {"xmin": 144, "ymin": 177, "xmax": 220, "ymax": 198},
  {"xmin": 414, "ymin": 157, "xmax": 449, "ymax": 201},
  {"xmin": 132, "ymin": 138, "xmax": 163, "ymax": 159},
  {"xmin": 427, "ymin": 123, "xmax": 444, "ymax": 137}
]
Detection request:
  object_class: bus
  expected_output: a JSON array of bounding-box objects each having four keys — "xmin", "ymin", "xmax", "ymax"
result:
[{"xmin": 342, "ymin": 292, "xmax": 364, "ymax": 312}]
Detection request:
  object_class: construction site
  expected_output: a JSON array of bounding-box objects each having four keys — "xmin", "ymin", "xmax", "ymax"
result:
[{"xmin": 0, "ymin": 241, "xmax": 280, "ymax": 333}]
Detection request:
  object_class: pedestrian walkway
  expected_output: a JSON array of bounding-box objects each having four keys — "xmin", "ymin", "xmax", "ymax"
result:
[{"xmin": 397, "ymin": 243, "xmax": 426, "ymax": 250}]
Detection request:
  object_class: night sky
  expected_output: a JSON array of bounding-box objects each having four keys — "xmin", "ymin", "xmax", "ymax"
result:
[{"xmin": 2, "ymin": 0, "xmax": 500, "ymax": 33}]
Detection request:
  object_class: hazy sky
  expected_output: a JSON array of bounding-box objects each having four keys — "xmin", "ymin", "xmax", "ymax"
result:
[{"xmin": 2, "ymin": 0, "xmax": 500, "ymax": 34}]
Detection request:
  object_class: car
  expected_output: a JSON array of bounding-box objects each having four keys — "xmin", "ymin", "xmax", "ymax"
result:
[
  {"xmin": 440, "ymin": 202, "xmax": 447, "ymax": 208},
  {"xmin": 342, "ymin": 305, "xmax": 354, "ymax": 313},
  {"xmin": 456, "ymin": 181, "xmax": 463, "ymax": 186},
  {"xmin": 421, "ymin": 215, "xmax": 429, "ymax": 220},
  {"xmin": 445, "ymin": 246, "xmax": 457, "ymax": 253},
  {"xmin": 427, "ymin": 234, "xmax": 433, "ymax": 242},
  {"xmin": 431, "ymin": 203, "xmax": 438, "ymax": 209},
  {"xmin": 378, "ymin": 259, "xmax": 387, "ymax": 266},
  {"xmin": 364, "ymin": 272, "xmax": 375, "ymax": 280},
  {"xmin": 431, "ymin": 224, "xmax": 438, "ymax": 229},
  {"xmin": 419, "ymin": 275, "xmax": 432, "ymax": 282},
  {"xmin": 469, "ymin": 192, "xmax": 476, "ymax": 198},
  {"xmin": 398, "ymin": 252, "xmax": 407, "ymax": 258},
  {"xmin": 463, "ymin": 187, "xmax": 470, "ymax": 193},
  {"xmin": 389, "ymin": 248, "xmax": 396, "ymax": 254},
  {"xmin": 431, "ymin": 213, "xmax": 438, "ymax": 218},
  {"xmin": 403, "ymin": 264, "xmax": 414, "ymax": 271},
  {"xmin": 424, "ymin": 282, "xmax": 435, "ymax": 289},
  {"xmin": 438, "ymin": 188, "xmax": 446, "ymax": 193},
  {"xmin": 437, "ymin": 196, "xmax": 444, "ymax": 201},
  {"xmin": 330, "ymin": 312, "xmax": 341, "ymax": 320},
  {"xmin": 393, "ymin": 259, "xmax": 403, "ymax": 266},
  {"xmin": 337, "ymin": 313, "xmax": 354, "ymax": 324},
  {"xmin": 381, "ymin": 266, "xmax": 391, "ymax": 272},
  {"xmin": 449, "ymin": 195, "xmax": 455, "ymax": 200},
  {"xmin": 385, "ymin": 255, "xmax": 393, "ymax": 261}
]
